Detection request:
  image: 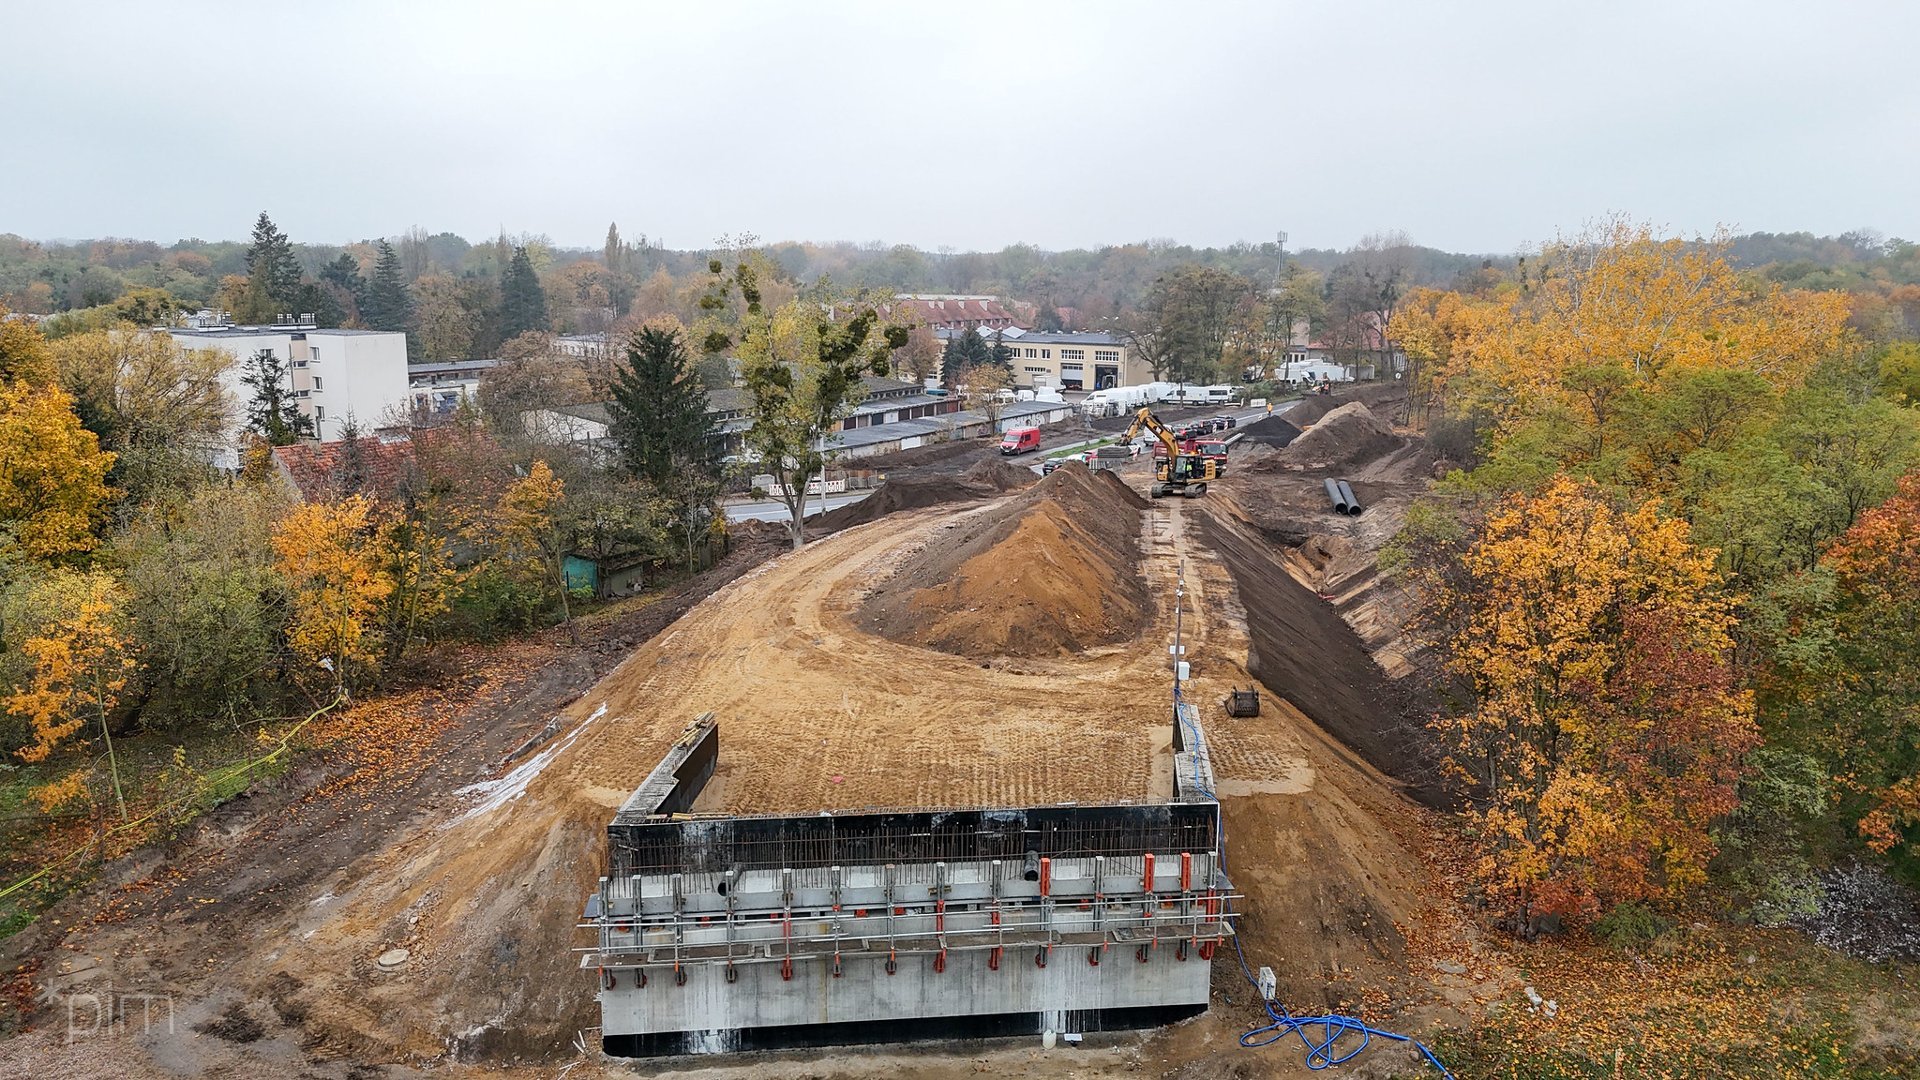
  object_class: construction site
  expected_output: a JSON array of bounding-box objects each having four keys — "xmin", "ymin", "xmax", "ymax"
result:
[{"xmin": 1, "ymin": 385, "xmax": 1497, "ymax": 1079}]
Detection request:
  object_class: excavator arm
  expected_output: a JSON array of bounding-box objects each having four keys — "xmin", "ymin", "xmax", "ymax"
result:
[
  {"xmin": 1124, "ymin": 406, "xmax": 1214, "ymax": 499},
  {"xmin": 1123, "ymin": 407, "xmax": 1184, "ymax": 458}
]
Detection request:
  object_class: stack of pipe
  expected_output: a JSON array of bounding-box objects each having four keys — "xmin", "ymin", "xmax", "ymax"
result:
[{"xmin": 1323, "ymin": 478, "xmax": 1364, "ymax": 517}]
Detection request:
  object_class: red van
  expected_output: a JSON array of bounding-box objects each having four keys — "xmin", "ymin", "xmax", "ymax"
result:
[{"xmin": 998, "ymin": 427, "xmax": 1042, "ymax": 455}]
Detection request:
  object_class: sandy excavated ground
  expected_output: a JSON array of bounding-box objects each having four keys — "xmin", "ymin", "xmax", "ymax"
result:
[{"xmin": 1, "ymin": 434, "xmax": 1496, "ymax": 1079}]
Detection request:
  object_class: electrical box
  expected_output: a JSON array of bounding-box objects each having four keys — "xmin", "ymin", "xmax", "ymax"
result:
[{"xmin": 1257, "ymin": 966, "xmax": 1277, "ymax": 1002}]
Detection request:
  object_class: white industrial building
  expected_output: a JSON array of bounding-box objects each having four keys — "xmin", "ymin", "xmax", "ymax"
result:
[{"xmin": 165, "ymin": 319, "xmax": 411, "ymax": 463}]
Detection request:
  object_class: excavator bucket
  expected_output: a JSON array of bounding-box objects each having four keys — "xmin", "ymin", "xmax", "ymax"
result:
[{"xmin": 1224, "ymin": 688, "xmax": 1261, "ymax": 717}]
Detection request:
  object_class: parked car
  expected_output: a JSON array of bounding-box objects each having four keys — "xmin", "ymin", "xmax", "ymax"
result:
[
  {"xmin": 1210, "ymin": 415, "xmax": 1238, "ymax": 429},
  {"xmin": 1041, "ymin": 457, "xmax": 1073, "ymax": 475}
]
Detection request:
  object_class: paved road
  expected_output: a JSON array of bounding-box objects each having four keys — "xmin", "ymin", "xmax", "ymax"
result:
[{"xmin": 723, "ymin": 490, "xmax": 871, "ymax": 523}]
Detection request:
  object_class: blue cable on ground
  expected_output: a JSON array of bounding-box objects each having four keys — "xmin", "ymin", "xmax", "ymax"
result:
[{"xmin": 1174, "ymin": 690, "xmax": 1456, "ymax": 1078}]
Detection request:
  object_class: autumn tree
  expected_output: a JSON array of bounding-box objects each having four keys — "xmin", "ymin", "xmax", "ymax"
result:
[
  {"xmin": 410, "ymin": 273, "xmax": 472, "ymax": 361},
  {"xmin": 0, "ymin": 381, "xmax": 116, "ymax": 560},
  {"xmin": 706, "ymin": 252, "xmax": 905, "ymax": 548},
  {"xmin": 493, "ymin": 459, "xmax": 571, "ymax": 631},
  {"xmin": 51, "ymin": 330, "xmax": 232, "ymax": 480},
  {"xmin": 893, "ymin": 323, "xmax": 943, "ymax": 385},
  {"xmin": 1782, "ymin": 472, "xmax": 1920, "ymax": 858},
  {"xmin": 0, "ymin": 303, "xmax": 59, "ymax": 384},
  {"xmin": 1424, "ymin": 475, "xmax": 1758, "ymax": 925},
  {"xmin": 1136, "ymin": 264, "xmax": 1251, "ymax": 383},
  {"xmin": 476, "ymin": 332, "xmax": 593, "ymax": 447},
  {"xmin": 7, "ymin": 569, "xmax": 135, "ymax": 819},
  {"xmin": 272, "ymin": 495, "xmax": 395, "ymax": 694}
]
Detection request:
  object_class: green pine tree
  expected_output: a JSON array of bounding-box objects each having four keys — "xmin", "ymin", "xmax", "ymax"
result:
[
  {"xmin": 500, "ymin": 246, "xmax": 549, "ymax": 338},
  {"xmin": 607, "ymin": 326, "xmax": 723, "ymax": 569},
  {"xmin": 240, "ymin": 212, "xmax": 304, "ymax": 321},
  {"xmin": 941, "ymin": 327, "xmax": 995, "ymax": 385},
  {"xmin": 240, "ymin": 348, "xmax": 313, "ymax": 445},
  {"xmin": 319, "ymin": 252, "xmax": 366, "ymax": 320},
  {"xmin": 607, "ymin": 326, "xmax": 718, "ymax": 489},
  {"xmin": 362, "ymin": 240, "xmax": 412, "ymax": 332}
]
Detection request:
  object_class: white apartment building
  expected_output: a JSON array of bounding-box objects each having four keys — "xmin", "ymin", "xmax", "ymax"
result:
[{"xmin": 165, "ymin": 320, "xmax": 411, "ymax": 463}]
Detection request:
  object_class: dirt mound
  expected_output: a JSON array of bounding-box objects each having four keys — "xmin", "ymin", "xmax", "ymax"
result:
[
  {"xmin": 809, "ymin": 476, "xmax": 990, "ymax": 531},
  {"xmin": 1258, "ymin": 401, "xmax": 1403, "ymax": 473},
  {"xmin": 1195, "ymin": 508, "xmax": 1449, "ymax": 806},
  {"xmin": 1236, "ymin": 413, "xmax": 1302, "ymax": 446},
  {"xmin": 860, "ymin": 463, "xmax": 1149, "ymax": 658},
  {"xmin": 961, "ymin": 455, "xmax": 1040, "ymax": 491}
]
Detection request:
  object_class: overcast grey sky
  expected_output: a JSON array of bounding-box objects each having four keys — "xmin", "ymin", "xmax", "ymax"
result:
[{"xmin": 5, "ymin": 0, "xmax": 1915, "ymax": 254}]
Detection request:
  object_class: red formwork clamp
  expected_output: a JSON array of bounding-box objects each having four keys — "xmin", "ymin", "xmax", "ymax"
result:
[
  {"xmin": 638, "ymin": 968, "xmax": 648, "ymax": 987},
  {"xmin": 1039, "ymin": 857, "xmax": 1051, "ymax": 897},
  {"xmin": 674, "ymin": 964, "xmax": 686, "ymax": 986},
  {"xmin": 989, "ymin": 946, "xmax": 1002, "ymax": 971},
  {"xmin": 1035, "ymin": 946, "xmax": 1049, "ymax": 969},
  {"xmin": 1137, "ymin": 944, "xmax": 1152, "ymax": 964},
  {"xmin": 780, "ymin": 957, "xmax": 793, "ymax": 982},
  {"xmin": 1088, "ymin": 946, "xmax": 1101, "ymax": 966},
  {"xmin": 1199, "ymin": 941, "xmax": 1216, "ymax": 961},
  {"xmin": 933, "ymin": 950, "xmax": 946, "ymax": 974},
  {"xmin": 725, "ymin": 963, "xmax": 737, "ymax": 984},
  {"xmin": 1143, "ymin": 852, "xmax": 1156, "ymax": 893},
  {"xmin": 885, "ymin": 951, "xmax": 897, "ymax": 976},
  {"xmin": 832, "ymin": 953, "xmax": 843, "ymax": 978},
  {"xmin": 1181, "ymin": 851, "xmax": 1193, "ymax": 892},
  {"xmin": 1176, "ymin": 940, "xmax": 1188, "ymax": 962}
]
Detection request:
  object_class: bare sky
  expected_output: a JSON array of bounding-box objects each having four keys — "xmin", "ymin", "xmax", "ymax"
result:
[{"xmin": 5, "ymin": 0, "xmax": 1915, "ymax": 254}]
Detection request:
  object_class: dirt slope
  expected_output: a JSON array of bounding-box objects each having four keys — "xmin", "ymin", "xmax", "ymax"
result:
[
  {"xmin": 1257, "ymin": 401, "xmax": 1403, "ymax": 473},
  {"xmin": 860, "ymin": 463, "xmax": 1148, "ymax": 658}
]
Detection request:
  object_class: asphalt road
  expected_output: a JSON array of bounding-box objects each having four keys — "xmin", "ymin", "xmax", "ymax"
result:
[{"xmin": 723, "ymin": 490, "xmax": 872, "ymax": 523}]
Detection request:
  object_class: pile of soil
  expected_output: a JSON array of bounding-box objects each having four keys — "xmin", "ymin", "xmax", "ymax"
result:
[
  {"xmin": 1235, "ymin": 413, "xmax": 1303, "ymax": 446},
  {"xmin": 961, "ymin": 455, "xmax": 1039, "ymax": 491},
  {"xmin": 1195, "ymin": 507, "xmax": 1450, "ymax": 806},
  {"xmin": 860, "ymin": 463, "xmax": 1149, "ymax": 658},
  {"xmin": 1257, "ymin": 401, "xmax": 1403, "ymax": 473},
  {"xmin": 809, "ymin": 477, "xmax": 989, "ymax": 531},
  {"xmin": 809, "ymin": 458, "xmax": 1036, "ymax": 533}
]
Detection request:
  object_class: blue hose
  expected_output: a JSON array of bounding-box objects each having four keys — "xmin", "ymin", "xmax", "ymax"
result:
[{"xmin": 1173, "ymin": 689, "xmax": 1456, "ymax": 1077}]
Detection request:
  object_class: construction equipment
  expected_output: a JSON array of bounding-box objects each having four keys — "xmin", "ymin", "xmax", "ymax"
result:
[
  {"xmin": 1124, "ymin": 407, "xmax": 1217, "ymax": 499},
  {"xmin": 1224, "ymin": 688, "xmax": 1261, "ymax": 717}
]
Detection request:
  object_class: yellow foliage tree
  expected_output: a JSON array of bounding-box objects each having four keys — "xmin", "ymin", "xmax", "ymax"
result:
[
  {"xmin": 0, "ymin": 379, "xmax": 117, "ymax": 561},
  {"xmin": 493, "ymin": 459, "xmax": 570, "ymax": 629},
  {"xmin": 7, "ymin": 569, "xmax": 135, "ymax": 818},
  {"xmin": 272, "ymin": 495, "xmax": 395, "ymax": 693},
  {"xmin": 1430, "ymin": 475, "xmax": 1758, "ymax": 922},
  {"xmin": 1416, "ymin": 218, "xmax": 1851, "ymax": 428},
  {"xmin": 0, "ymin": 304, "xmax": 60, "ymax": 385}
]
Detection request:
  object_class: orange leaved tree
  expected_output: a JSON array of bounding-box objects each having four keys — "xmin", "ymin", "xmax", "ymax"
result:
[
  {"xmin": 1432, "ymin": 474, "xmax": 1758, "ymax": 924},
  {"xmin": 7, "ymin": 569, "xmax": 136, "ymax": 819},
  {"xmin": 1818, "ymin": 470, "xmax": 1920, "ymax": 856},
  {"xmin": 271, "ymin": 495, "xmax": 395, "ymax": 696}
]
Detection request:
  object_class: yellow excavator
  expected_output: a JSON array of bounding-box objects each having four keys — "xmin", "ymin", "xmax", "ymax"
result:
[{"xmin": 1124, "ymin": 407, "xmax": 1216, "ymax": 499}]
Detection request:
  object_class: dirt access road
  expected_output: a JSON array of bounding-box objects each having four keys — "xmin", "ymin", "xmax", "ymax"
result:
[{"xmin": 1, "ymin": 470, "xmax": 1483, "ymax": 1079}]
